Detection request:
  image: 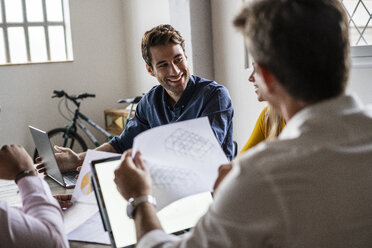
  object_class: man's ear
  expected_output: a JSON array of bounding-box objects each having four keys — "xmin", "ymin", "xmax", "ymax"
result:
[
  {"xmin": 146, "ymin": 64, "xmax": 155, "ymax": 77},
  {"xmin": 256, "ymin": 64, "xmax": 277, "ymax": 94}
]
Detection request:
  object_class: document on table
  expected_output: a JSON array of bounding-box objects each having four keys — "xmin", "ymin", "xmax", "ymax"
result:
[
  {"xmin": 132, "ymin": 116, "xmax": 228, "ymax": 209},
  {"xmin": 64, "ymin": 150, "xmax": 119, "ymax": 244}
]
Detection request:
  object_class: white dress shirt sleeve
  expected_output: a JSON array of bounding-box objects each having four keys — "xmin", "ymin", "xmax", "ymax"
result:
[{"xmin": 0, "ymin": 176, "xmax": 68, "ymax": 248}]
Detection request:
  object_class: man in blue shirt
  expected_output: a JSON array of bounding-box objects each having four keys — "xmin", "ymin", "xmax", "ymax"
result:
[
  {"xmin": 110, "ymin": 24, "xmax": 233, "ymax": 160},
  {"xmin": 38, "ymin": 24, "xmax": 233, "ymax": 174}
]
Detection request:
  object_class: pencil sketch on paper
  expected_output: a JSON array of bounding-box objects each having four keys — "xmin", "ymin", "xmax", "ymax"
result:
[
  {"xmin": 164, "ymin": 128, "xmax": 216, "ymax": 160},
  {"xmin": 149, "ymin": 166, "xmax": 198, "ymax": 189}
]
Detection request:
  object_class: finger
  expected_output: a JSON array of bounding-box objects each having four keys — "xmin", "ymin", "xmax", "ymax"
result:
[
  {"xmin": 36, "ymin": 163, "xmax": 45, "ymax": 169},
  {"xmin": 55, "ymin": 194, "xmax": 72, "ymax": 201},
  {"xmin": 123, "ymin": 156, "xmax": 136, "ymax": 170},
  {"xmin": 121, "ymin": 149, "xmax": 132, "ymax": 160},
  {"xmin": 60, "ymin": 201, "xmax": 73, "ymax": 209},
  {"xmin": 76, "ymin": 166, "xmax": 82, "ymax": 172},
  {"xmin": 35, "ymin": 157, "xmax": 41, "ymax": 162},
  {"xmin": 133, "ymin": 151, "xmax": 145, "ymax": 170},
  {"xmin": 37, "ymin": 168, "xmax": 46, "ymax": 174},
  {"xmin": 54, "ymin": 145, "xmax": 70, "ymax": 153}
]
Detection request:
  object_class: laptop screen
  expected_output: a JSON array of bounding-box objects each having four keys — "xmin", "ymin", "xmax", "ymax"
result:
[
  {"xmin": 29, "ymin": 126, "xmax": 66, "ymax": 186},
  {"xmin": 91, "ymin": 157, "xmax": 213, "ymax": 248}
]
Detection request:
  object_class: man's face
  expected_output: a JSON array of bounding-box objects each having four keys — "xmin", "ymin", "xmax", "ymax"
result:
[
  {"xmin": 249, "ymin": 62, "xmax": 266, "ymax": 102},
  {"xmin": 147, "ymin": 43, "xmax": 190, "ymax": 101}
]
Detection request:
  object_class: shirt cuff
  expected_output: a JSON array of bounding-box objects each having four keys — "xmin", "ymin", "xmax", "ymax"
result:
[
  {"xmin": 137, "ymin": 229, "xmax": 179, "ymax": 248},
  {"xmin": 17, "ymin": 176, "xmax": 51, "ymax": 198}
]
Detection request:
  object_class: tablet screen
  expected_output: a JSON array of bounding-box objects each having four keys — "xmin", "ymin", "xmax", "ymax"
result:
[{"xmin": 92, "ymin": 157, "xmax": 213, "ymax": 248}]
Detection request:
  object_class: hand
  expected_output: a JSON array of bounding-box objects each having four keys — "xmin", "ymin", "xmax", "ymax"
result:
[
  {"xmin": 212, "ymin": 162, "xmax": 233, "ymax": 192},
  {"xmin": 114, "ymin": 150, "xmax": 152, "ymax": 200},
  {"xmin": 36, "ymin": 145, "xmax": 82, "ymax": 174},
  {"xmin": 54, "ymin": 194, "xmax": 73, "ymax": 209},
  {"xmin": 0, "ymin": 145, "xmax": 35, "ymax": 180}
]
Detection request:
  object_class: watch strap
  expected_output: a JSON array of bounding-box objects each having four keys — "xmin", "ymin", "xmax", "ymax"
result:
[{"xmin": 127, "ymin": 195, "xmax": 157, "ymax": 219}]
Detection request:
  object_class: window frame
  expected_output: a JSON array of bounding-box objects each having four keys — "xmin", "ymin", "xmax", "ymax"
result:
[
  {"xmin": 0, "ymin": 0, "xmax": 73, "ymax": 65},
  {"xmin": 341, "ymin": 0, "xmax": 372, "ymax": 67}
]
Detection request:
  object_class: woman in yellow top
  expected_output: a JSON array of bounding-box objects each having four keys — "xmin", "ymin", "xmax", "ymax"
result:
[
  {"xmin": 239, "ymin": 63, "xmax": 286, "ymax": 155},
  {"xmin": 214, "ymin": 63, "xmax": 286, "ymax": 191}
]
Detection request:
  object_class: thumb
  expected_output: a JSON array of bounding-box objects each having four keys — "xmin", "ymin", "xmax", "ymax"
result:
[{"xmin": 54, "ymin": 145, "xmax": 70, "ymax": 153}]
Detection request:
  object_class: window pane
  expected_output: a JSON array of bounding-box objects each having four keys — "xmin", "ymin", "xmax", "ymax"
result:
[
  {"xmin": 0, "ymin": 28, "xmax": 6, "ymax": 63},
  {"xmin": 49, "ymin": 26, "xmax": 66, "ymax": 61},
  {"xmin": 29, "ymin": 26, "xmax": 47, "ymax": 62},
  {"xmin": 26, "ymin": 0, "xmax": 44, "ymax": 22},
  {"xmin": 342, "ymin": 0, "xmax": 372, "ymax": 46},
  {"xmin": 8, "ymin": 27, "xmax": 27, "ymax": 63},
  {"xmin": 46, "ymin": 0, "xmax": 63, "ymax": 22},
  {"xmin": 4, "ymin": 0, "xmax": 24, "ymax": 23}
]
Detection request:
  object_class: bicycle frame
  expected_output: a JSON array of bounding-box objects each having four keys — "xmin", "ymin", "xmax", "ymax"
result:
[{"xmin": 64, "ymin": 108, "xmax": 114, "ymax": 148}]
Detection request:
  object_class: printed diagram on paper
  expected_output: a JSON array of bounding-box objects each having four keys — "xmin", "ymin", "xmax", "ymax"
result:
[
  {"xmin": 149, "ymin": 165, "xmax": 198, "ymax": 189},
  {"xmin": 165, "ymin": 128, "xmax": 216, "ymax": 160}
]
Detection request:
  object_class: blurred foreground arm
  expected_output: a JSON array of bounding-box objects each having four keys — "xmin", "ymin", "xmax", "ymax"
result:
[{"xmin": 0, "ymin": 145, "xmax": 68, "ymax": 248}]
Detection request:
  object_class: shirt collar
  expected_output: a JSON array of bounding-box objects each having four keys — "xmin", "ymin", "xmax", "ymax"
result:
[
  {"xmin": 279, "ymin": 94, "xmax": 364, "ymax": 140},
  {"xmin": 162, "ymin": 75, "xmax": 197, "ymax": 110}
]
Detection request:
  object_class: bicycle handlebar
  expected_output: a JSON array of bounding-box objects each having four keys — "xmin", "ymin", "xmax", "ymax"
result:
[
  {"xmin": 52, "ymin": 90, "xmax": 96, "ymax": 100},
  {"xmin": 117, "ymin": 96, "xmax": 142, "ymax": 104}
]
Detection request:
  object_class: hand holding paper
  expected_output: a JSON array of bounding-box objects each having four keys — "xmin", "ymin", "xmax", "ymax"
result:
[{"xmin": 114, "ymin": 150, "xmax": 153, "ymax": 200}]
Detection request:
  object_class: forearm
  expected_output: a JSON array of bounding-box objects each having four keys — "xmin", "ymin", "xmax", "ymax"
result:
[
  {"xmin": 1, "ymin": 176, "xmax": 68, "ymax": 247},
  {"xmin": 134, "ymin": 202, "xmax": 163, "ymax": 241},
  {"xmin": 95, "ymin": 142, "xmax": 118, "ymax": 153}
]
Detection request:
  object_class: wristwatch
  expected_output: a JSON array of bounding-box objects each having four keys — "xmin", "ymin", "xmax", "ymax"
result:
[{"xmin": 126, "ymin": 195, "xmax": 157, "ymax": 219}]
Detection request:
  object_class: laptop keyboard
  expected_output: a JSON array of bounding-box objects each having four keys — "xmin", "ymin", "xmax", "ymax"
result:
[{"xmin": 62, "ymin": 171, "xmax": 78, "ymax": 185}]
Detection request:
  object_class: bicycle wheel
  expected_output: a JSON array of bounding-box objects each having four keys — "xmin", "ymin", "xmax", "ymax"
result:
[{"xmin": 33, "ymin": 128, "xmax": 88, "ymax": 162}]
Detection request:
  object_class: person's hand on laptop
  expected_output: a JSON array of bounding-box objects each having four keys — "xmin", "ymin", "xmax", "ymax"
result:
[
  {"xmin": 114, "ymin": 150, "xmax": 152, "ymax": 200},
  {"xmin": 0, "ymin": 145, "xmax": 36, "ymax": 180},
  {"xmin": 36, "ymin": 145, "xmax": 83, "ymax": 175}
]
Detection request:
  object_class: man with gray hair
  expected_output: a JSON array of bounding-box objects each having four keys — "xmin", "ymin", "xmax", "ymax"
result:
[{"xmin": 113, "ymin": 0, "xmax": 372, "ymax": 247}]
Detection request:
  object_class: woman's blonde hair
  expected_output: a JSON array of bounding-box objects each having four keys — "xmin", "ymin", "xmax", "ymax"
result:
[{"xmin": 264, "ymin": 104, "xmax": 283, "ymax": 139}]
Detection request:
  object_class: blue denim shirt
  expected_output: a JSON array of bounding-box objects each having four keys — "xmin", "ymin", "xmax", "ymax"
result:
[{"xmin": 109, "ymin": 75, "xmax": 234, "ymax": 160}]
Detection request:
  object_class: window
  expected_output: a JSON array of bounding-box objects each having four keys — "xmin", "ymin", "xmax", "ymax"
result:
[
  {"xmin": 0, "ymin": 0, "xmax": 73, "ymax": 65},
  {"xmin": 341, "ymin": 0, "xmax": 372, "ymax": 65}
]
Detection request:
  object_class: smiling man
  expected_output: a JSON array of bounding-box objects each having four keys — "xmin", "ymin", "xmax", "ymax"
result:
[
  {"xmin": 108, "ymin": 24, "xmax": 234, "ymax": 160},
  {"xmin": 39, "ymin": 24, "xmax": 234, "ymax": 175}
]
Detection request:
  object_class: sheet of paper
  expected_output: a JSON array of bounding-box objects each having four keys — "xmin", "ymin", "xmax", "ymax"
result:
[
  {"xmin": 67, "ymin": 212, "xmax": 110, "ymax": 245},
  {"xmin": 132, "ymin": 117, "xmax": 228, "ymax": 209},
  {"xmin": 64, "ymin": 202, "xmax": 99, "ymax": 233},
  {"xmin": 65, "ymin": 150, "xmax": 120, "ymax": 239},
  {"xmin": 72, "ymin": 149, "xmax": 119, "ymax": 204}
]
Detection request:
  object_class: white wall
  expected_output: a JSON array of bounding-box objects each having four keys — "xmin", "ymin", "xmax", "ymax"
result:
[
  {"xmin": 211, "ymin": 0, "xmax": 265, "ymax": 149},
  {"xmin": 121, "ymin": 0, "xmax": 170, "ymax": 95},
  {"xmin": 0, "ymin": 0, "xmax": 129, "ymax": 154},
  {"xmin": 348, "ymin": 67, "xmax": 372, "ymax": 104}
]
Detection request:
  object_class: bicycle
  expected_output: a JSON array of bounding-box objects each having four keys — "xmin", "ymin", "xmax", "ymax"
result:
[{"xmin": 33, "ymin": 90, "xmax": 142, "ymax": 161}]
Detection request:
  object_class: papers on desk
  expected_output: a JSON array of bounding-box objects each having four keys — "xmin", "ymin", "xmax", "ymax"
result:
[
  {"xmin": 64, "ymin": 150, "xmax": 118, "ymax": 244},
  {"xmin": 64, "ymin": 117, "xmax": 228, "ymax": 245}
]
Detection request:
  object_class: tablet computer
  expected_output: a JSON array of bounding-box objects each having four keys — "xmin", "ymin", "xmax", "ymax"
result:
[{"xmin": 91, "ymin": 156, "xmax": 213, "ymax": 248}]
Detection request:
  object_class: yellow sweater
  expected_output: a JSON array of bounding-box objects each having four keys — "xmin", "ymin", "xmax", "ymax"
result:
[{"xmin": 239, "ymin": 106, "xmax": 285, "ymax": 155}]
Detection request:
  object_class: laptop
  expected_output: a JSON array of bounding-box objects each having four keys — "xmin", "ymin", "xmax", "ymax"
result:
[
  {"xmin": 91, "ymin": 156, "xmax": 213, "ymax": 248},
  {"xmin": 29, "ymin": 126, "xmax": 78, "ymax": 188}
]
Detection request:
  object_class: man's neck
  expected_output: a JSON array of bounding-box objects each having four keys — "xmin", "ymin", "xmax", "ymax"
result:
[
  {"xmin": 279, "ymin": 98, "xmax": 308, "ymax": 122},
  {"xmin": 166, "ymin": 93, "xmax": 181, "ymax": 109}
]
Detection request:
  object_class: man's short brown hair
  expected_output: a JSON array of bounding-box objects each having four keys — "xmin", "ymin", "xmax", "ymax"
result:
[
  {"xmin": 141, "ymin": 24, "xmax": 186, "ymax": 68},
  {"xmin": 234, "ymin": 0, "xmax": 350, "ymax": 103}
]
